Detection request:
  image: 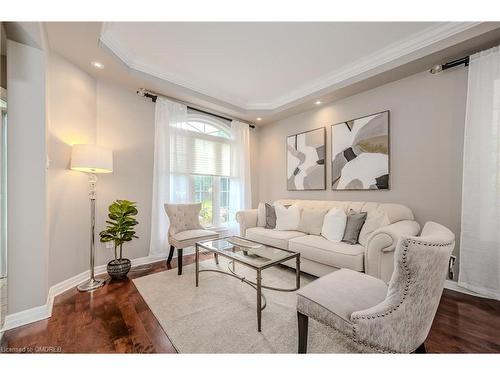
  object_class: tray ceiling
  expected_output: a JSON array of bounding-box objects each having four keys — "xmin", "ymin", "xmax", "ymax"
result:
[{"xmin": 100, "ymin": 22, "xmax": 475, "ymax": 110}]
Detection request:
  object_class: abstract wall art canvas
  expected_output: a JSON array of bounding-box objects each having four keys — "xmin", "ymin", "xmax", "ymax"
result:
[
  {"xmin": 287, "ymin": 127, "xmax": 326, "ymax": 190},
  {"xmin": 331, "ymin": 111, "xmax": 389, "ymax": 190}
]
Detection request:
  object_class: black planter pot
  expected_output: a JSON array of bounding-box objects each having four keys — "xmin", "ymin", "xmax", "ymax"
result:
[{"xmin": 107, "ymin": 258, "xmax": 131, "ymax": 280}]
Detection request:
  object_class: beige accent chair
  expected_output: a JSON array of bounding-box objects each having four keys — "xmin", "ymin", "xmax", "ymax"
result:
[
  {"xmin": 296, "ymin": 222, "xmax": 455, "ymax": 353},
  {"xmin": 164, "ymin": 203, "xmax": 219, "ymax": 275}
]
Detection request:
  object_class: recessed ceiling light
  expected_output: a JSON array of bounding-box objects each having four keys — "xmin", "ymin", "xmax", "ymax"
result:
[
  {"xmin": 91, "ymin": 61, "xmax": 104, "ymax": 69},
  {"xmin": 315, "ymin": 100, "xmax": 322, "ymax": 105},
  {"xmin": 256, "ymin": 117, "xmax": 262, "ymax": 121}
]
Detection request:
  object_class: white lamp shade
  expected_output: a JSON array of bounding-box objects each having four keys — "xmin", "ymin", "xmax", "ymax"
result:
[{"xmin": 71, "ymin": 144, "xmax": 113, "ymax": 174}]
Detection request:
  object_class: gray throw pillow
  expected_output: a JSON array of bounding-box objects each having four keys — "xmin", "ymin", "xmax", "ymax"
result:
[
  {"xmin": 342, "ymin": 210, "xmax": 367, "ymax": 245},
  {"xmin": 265, "ymin": 203, "xmax": 277, "ymax": 229}
]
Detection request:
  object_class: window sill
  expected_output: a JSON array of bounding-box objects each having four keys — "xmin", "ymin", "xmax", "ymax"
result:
[{"xmin": 205, "ymin": 225, "xmax": 230, "ymax": 233}]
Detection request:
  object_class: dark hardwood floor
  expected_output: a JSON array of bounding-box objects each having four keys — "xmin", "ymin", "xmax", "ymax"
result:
[{"xmin": 1, "ymin": 254, "xmax": 499, "ymax": 353}]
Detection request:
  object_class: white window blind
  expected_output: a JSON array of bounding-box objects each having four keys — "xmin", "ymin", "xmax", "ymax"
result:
[{"xmin": 170, "ymin": 128, "xmax": 230, "ymax": 176}]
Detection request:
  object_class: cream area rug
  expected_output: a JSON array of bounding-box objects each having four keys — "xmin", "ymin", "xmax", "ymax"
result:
[{"xmin": 133, "ymin": 259, "xmax": 360, "ymax": 353}]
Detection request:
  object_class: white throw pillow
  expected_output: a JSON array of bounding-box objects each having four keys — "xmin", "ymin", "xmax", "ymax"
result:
[
  {"xmin": 298, "ymin": 208, "xmax": 328, "ymax": 235},
  {"xmin": 321, "ymin": 208, "xmax": 347, "ymax": 242},
  {"xmin": 358, "ymin": 210, "xmax": 390, "ymax": 246},
  {"xmin": 275, "ymin": 203, "xmax": 301, "ymax": 231},
  {"xmin": 257, "ymin": 202, "xmax": 266, "ymax": 227}
]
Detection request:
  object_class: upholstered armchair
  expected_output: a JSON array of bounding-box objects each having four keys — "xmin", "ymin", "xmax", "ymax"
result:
[
  {"xmin": 296, "ymin": 221, "xmax": 455, "ymax": 353},
  {"xmin": 164, "ymin": 203, "xmax": 219, "ymax": 275}
]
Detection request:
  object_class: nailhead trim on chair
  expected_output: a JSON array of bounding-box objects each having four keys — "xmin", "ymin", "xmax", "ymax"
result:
[
  {"xmin": 350, "ymin": 237, "xmax": 454, "ymax": 353},
  {"xmin": 352, "ymin": 239, "xmax": 411, "ymax": 323},
  {"xmin": 298, "ymin": 306, "xmax": 388, "ymax": 353},
  {"xmin": 352, "ymin": 238, "xmax": 454, "ymax": 322}
]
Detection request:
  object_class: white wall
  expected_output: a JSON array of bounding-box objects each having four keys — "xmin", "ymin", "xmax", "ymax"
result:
[
  {"xmin": 47, "ymin": 52, "xmax": 97, "ymax": 286},
  {"xmin": 95, "ymin": 80, "xmax": 155, "ymax": 264},
  {"xmin": 7, "ymin": 40, "xmax": 49, "ymax": 313},
  {"xmin": 47, "ymin": 54, "xmax": 157, "ymax": 285},
  {"xmin": 257, "ymin": 69, "xmax": 467, "ymax": 275}
]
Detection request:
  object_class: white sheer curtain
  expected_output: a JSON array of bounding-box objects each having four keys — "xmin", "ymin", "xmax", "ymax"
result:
[
  {"xmin": 228, "ymin": 120, "xmax": 252, "ymax": 234},
  {"xmin": 459, "ymin": 45, "xmax": 500, "ymax": 300},
  {"xmin": 149, "ymin": 98, "xmax": 187, "ymax": 256}
]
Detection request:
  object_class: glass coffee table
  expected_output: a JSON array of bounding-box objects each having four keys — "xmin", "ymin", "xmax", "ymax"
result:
[{"xmin": 195, "ymin": 236, "xmax": 301, "ymax": 332}]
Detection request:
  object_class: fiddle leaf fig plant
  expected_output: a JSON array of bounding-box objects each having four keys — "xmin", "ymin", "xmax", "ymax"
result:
[{"xmin": 99, "ymin": 200, "xmax": 139, "ymax": 260}]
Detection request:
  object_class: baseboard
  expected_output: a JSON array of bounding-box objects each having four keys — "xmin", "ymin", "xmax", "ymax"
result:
[
  {"xmin": 131, "ymin": 254, "xmax": 167, "ymax": 266},
  {"xmin": 444, "ymin": 280, "xmax": 490, "ymax": 299},
  {"xmin": 1, "ymin": 254, "xmax": 167, "ymax": 333},
  {"xmin": 1, "ymin": 303, "xmax": 51, "ymax": 332},
  {"xmin": 171, "ymin": 246, "xmax": 196, "ymax": 258}
]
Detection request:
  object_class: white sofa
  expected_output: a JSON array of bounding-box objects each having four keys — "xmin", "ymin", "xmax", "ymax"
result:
[{"xmin": 236, "ymin": 199, "xmax": 420, "ymax": 282}]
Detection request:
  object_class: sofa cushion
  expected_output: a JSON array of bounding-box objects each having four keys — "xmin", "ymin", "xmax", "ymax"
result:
[
  {"xmin": 257, "ymin": 202, "xmax": 266, "ymax": 227},
  {"xmin": 265, "ymin": 203, "xmax": 277, "ymax": 229},
  {"xmin": 169, "ymin": 229, "xmax": 219, "ymax": 249},
  {"xmin": 321, "ymin": 207, "xmax": 347, "ymax": 242},
  {"xmin": 289, "ymin": 235, "xmax": 365, "ymax": 271},
  {"xmin": 298, "ymin": 208, "xmax": 328, "ymax": 235},
  {"xmin": 342, "ymin": 210, "xmax": 367, "ymax": 245},
  {"xmin": 245, "ymin": 227, "xmax": 306, "ymax": 250},
  {"xmin": 358, "ymin": 209, "xmax": 390, "ymax": 246},
  {"xmin": 274, "ymin": 199, "xmax": 414, "ymax": 225},
  {"xmin": 297, "ymin": 269, "xmax": 388, "ymax": 335},
  {"xmin": 275, "ymin": 203, "xmax": 301, "ymax": 231}
]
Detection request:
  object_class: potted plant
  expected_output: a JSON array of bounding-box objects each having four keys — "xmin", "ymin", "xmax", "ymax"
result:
[{"xmin": 99, "ymin": 200, "xmax": 139, "ymax": 280}]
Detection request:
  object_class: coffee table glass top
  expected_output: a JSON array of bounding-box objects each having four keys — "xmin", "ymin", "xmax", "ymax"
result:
[{"xmin": 197, "ymin": 236, "xmax": 298, "ymax": 269}]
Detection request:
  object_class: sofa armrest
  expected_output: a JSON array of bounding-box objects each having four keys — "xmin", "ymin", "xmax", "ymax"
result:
[
  {"xmin": 365, "ymin": 220, "xmax": 420, "ymax": 281},
  {"xmin": 235, "ymin": 209, "xmax": 259, "ymax": 236}
]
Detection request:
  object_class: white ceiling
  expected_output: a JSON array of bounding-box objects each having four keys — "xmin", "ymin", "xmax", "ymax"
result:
[
  {"xmin": 101, "ymin": 22, "xmax": 445, "ymax": 109},
  {"xmin": 44, "ymin": 22, "xmax": 500, "ymax": 125}
]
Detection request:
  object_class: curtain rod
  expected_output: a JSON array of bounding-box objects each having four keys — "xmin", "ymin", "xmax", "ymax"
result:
[
  {"xmin": 136, "ymin": 88, "xmax": 255, "ymax": 129},
  {"xmin": 429, "ymin": 55, "xmax": 470, "ymax": 74}
]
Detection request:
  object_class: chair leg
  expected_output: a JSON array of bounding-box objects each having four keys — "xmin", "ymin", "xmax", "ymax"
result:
[
  {"xmin": 214, "ymin": 253, "xmax": 219, "ymax": 265},
  {"xmin": 297, "ymin": 311, "xmax": 309, "ymax": 354},
  {"xmin": 414, "ymin": 343, "xmax": 427, "ymax": 354},
  {"xmin": 167, "ymin": 245, "xmax": 175, "ymax": 263},
  {"xmin": 177, "ymin": 248, "xmax": 183, "ymax": 275}
]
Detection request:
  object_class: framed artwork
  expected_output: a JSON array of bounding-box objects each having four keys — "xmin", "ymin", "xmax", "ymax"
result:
[
  {"xmin": 331, "ymin": 111, "xmax": 390, "ymax": 190},
  {"xmin": 286, "ymin": 127, "xmax": 326, "ymax": 191}
]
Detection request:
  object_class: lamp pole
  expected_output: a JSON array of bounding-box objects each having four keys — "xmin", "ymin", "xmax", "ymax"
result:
[
  {"xmin": 70, "ymin": 144, "xmax": 113, "ymax": 292},
  {"xmin": 77, "ymin": 173, "xmax": 104, "ymax": 292}
]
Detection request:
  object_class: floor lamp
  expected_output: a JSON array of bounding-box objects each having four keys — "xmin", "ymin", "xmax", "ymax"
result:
[{"xmin": 71, "ymin": 144, "xmax": 113, "ymax": 292}]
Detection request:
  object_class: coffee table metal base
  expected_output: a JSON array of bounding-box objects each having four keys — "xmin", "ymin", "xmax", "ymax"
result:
[{"xmin": 195, "ymin": 243, "xmax": 300, "ymax": 332}]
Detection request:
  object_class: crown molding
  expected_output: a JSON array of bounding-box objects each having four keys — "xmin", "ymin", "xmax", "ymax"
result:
[
  {"xmin": 250, "ymin": 22, "xmax": 481, "ymax": 110},
  {"xmin": 100, "ymin": 22, "xmax": 481, "ymax": 111},
  {"xmin": 99, "ymin": 27, "xmax": 249, "ymax": 109}
]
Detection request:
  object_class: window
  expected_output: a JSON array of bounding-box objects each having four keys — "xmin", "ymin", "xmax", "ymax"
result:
[
  {"xmin": 194, "ymin": 175, "xmax": 213, "ymax": 226},
  {"xmin": 170, "ymin": 109, "xmax": 232, "ymax": 228},
  {"xmin": 219, "ymin": 177, "xmax": 230, "ymax": 224}
]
